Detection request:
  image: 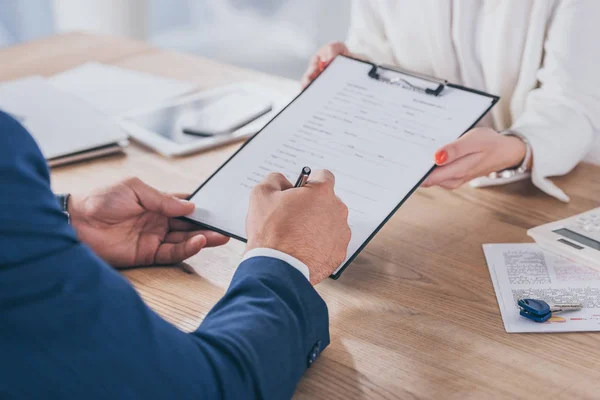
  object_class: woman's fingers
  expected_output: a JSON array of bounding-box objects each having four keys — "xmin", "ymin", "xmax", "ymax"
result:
[
  {"xmin": 433, "ymin": 128, "xmax": 492, "ymax": 166},
  {"xmin": 438, "ymin": 178, "xmax": 466, "ymax": 190},
  {"xmin": 301, "ymin": 42, "xmax": 350, "ymax": 88},
  {"xmin": 423, "ymin": 127, "xmax": 529, "ymax": 191},
  {"xmin": 301, "ymin": 54, "xmax": 322, "ymax": 88},
  {"xmin": 423, "ymin": 127, "xmax": 505, "ymax": 189},
  {"xmin": 323, "ymin": 41, "xmax": 349, "ymax": 62},
  {"xmin": 424, "ymin": 152, "xmax": 484, "ymax": 188}
]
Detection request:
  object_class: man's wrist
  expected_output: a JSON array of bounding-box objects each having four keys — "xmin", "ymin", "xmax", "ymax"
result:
[
  {"xmin": 242, "ymin": 248, "xmax": 310, "ymax": 281},
  {"xmin": 55, "ymin": 193, "xmax": 71, "ymax": 224},
  {"xmin": 65, "ymin": 194, "xmax": 87, "ymax": 230}
]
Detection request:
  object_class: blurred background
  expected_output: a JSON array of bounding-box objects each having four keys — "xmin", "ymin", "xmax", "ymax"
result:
[{"xmin": 0, "ymin": 0, "xmax": 350, "ymax": 79}]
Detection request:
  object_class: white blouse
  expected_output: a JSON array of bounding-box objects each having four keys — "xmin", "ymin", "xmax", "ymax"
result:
[{"xmin": 346, "ymin": 0, "xmax": 600, "ymax": 202}]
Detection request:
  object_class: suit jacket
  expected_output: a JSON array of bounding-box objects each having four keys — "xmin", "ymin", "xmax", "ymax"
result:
[{"xmin": 0, "ymin": 110, "xmax": 329, "ymax": 399}]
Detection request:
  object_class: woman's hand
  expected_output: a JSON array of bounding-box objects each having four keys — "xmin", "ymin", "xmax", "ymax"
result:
[
  {"xmin": 300, "ymin": 41, "xmax": 353, "ymax": 88},
  {"xmin": 422, "ymin": 127, "xmax": 528, "ymax": 190},
  {"xmin": 69, "ymin": 177, "xmax": 230, "ymax": 268}
]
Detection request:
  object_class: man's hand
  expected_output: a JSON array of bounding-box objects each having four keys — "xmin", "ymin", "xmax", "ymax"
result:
[
  {"xmin": 68, "ymin": 177, "xmax": 229, "ymax": 267},
  {"xmin": 245, "ymin": 170, "xmax": 351, "ymax": 285}
]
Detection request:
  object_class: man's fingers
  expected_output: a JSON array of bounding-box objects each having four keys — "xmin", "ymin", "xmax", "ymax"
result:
[
  {"xmin": 155, "ymin": 235, "xmax": 206, "ymax": 265},
  {"xmin": 202, "ymin": 231, "xmax": 231, "ymax": 247},
  {"xmin": 165, "ymin": 230, "xmax": 230, "ymax": 247},
  {"xmin": 169, "ymin": 218, "xmax": 202, "ymax": 231},
  {"xmin": 259, "ymin": 173, "xmax": 294, "ymax": 192},
  {"xmin": 164, "ymin": 230, "xmax": 207, "ymax": 243},
  {"xmin": 306, "ymin": 169, "xmax": 335, "ymax": 189},
  {"xmin": 126, "ymin": 178, "xmax": 195, "ymax": 217}
]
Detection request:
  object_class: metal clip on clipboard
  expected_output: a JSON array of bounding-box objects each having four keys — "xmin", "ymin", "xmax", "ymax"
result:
[{"xmin": 368, "ymin": 64, "xmax": 447, "ymax": 97}]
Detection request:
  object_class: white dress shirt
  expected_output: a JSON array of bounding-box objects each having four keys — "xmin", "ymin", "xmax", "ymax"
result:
[
  {"xmin": 242, "ymin": 248, "xmax": 310, "ymax": 281},
  {"xmin": 346, "ymin": 0, "xmax": 600, "ymax": 202}
]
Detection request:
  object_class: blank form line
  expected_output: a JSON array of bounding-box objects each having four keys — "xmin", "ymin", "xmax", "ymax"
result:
[
  {"xmin": 337, "ymin": 187, "xmax": 379, "ymax": 203},
  {"xmin": 329, "ymin": 168, "xmax": 388, "ymax": 190}
]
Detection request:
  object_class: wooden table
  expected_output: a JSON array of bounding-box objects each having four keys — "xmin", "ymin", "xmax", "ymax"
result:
[{"xmin": 3, "ymin": 33, "xmax": 600, "ymax": 400}]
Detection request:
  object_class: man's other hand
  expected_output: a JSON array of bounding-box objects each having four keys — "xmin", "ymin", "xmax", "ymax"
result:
[
  {"xmin": 68, "ymin": 178, "xmax": 230, "ymax": 267},
  {"xmin": 245, "ymin": 170, "xmax": 351, "ymax": 285}
]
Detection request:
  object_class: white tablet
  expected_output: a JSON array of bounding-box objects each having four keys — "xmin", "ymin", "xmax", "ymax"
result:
[{"xmin": 120, "ymin": 82, "xmax": 298, "ymax": 157}]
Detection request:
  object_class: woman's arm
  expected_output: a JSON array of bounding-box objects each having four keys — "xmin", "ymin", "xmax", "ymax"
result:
[
  {"xmin": 346, "ymin": 0, "xmax": 396, "ymax": 65},
  {"xmin": 301, "ymin": 0, "xmax": 395, "ymax": 87},
  {"xmin": 510, "ymin": 0, "xmax": 600, "ymax": 201},
  {"xmin": 425, "ymin": 1, "xmax": 600, "ymax": 201}
]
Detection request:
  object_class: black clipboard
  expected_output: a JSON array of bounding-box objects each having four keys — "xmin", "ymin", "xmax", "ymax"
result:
[{"xmin": 182, "ymin": 55, "xmax": 499, "ymax": 279}]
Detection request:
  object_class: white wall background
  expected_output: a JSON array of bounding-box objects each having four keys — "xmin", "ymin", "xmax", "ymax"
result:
[{"xmin": 0, "ymin": 0, "xmax": 351, "ymax": 80}]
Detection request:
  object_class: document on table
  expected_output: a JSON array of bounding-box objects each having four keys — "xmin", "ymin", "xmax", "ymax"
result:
[
  {"xmin": 49, "ymin": 62, "xmax": 197, "ymax": 117},
  {"xmin": 483, "ymin": 243, "xmax": 600, "ymax": 333},
  {"xmin": 187, "ymin": 56, "xmax": 497, "ymax": 277},
  {"xmin": 0, "ymin": 76, "xmax": 127, "ymax": 161}
]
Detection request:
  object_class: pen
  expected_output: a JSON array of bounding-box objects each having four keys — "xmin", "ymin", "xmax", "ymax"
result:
[{"xmin": 294, "ymin": 166, "xmax": 311, "ymax": 188}]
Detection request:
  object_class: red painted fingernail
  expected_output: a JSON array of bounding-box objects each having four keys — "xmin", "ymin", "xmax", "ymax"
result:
[
  {"xmin": 434, "ymin": 150, "xmax": 448, "ymax": 165},
  {"xmin": 318, "ymin": 60, "xmax": 326, "ymax": 70}
]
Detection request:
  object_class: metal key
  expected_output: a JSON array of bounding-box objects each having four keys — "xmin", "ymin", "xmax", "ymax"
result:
[
  {"xmin": 549, "ymin": 303, "xmax": 584, "ymax": 313},
  {"xmin": 518, "ymin": 298, "xmax": 583, "ymax": 323}
]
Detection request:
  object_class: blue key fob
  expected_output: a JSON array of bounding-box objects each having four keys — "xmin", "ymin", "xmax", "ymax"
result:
[
  {"xmin": 518, "ymin": 299, "xmax": 552, "ymax": 323},
  {"xmin": 518, "ymin": 299, "xmax": 551, "ymax": 315},
  {"xmin": 519, "ymin": 309, "xmax": 552, "ymax": 322}
]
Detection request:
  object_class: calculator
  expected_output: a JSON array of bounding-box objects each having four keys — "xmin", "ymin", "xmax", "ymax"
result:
[{"xmin": 527, "ymin": 207, "xmax": 600, "ymax": 270}]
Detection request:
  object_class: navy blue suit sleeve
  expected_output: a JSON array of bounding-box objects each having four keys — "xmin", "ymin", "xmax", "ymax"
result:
[{"xmin": 0, "ymin": 111, "xmax": 329, "ymax": 400}]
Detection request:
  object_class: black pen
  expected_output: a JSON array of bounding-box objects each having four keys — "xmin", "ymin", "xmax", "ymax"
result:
[{"xmin": 294, "ymin": 166, "xmax": 311, "ymax": 188}]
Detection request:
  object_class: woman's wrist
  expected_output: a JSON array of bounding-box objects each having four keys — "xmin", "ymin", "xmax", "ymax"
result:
[
  {"xmin": 502, "ymin": 133, "xmax": 533, "ymax": 171},
  {"xmin": 503, "ymin": 135, "xmax": 527, "ymax": 168}
]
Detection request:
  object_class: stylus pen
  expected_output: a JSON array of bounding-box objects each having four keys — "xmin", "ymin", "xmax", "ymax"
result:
[{"xmin": 294, "ymin": 166, "xmax": 311, "ymax": 188}]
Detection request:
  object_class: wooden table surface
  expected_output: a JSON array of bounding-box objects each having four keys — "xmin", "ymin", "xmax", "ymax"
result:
[{"xmin": 3, "ymin": 33, "xmax": 600, "ymax": 400}]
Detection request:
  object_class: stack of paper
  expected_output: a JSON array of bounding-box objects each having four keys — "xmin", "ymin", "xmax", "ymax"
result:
[
  {"xmin": 49, "ymin": 62, "xmax": 197, "ymax": 117},
  {"xmin": 0, "ymin": 76, "xmax": 128, "ymax": 166},
  {"xmin": 483, "ymin": 243, "xmax": 600, "ymax": 333},
  {"xmin": 0, "ymin": 62, "xmax": 199, "ymax": 165},
  {"xmin": 1, "ymin": 61, "xmax": 292, "ymax": 163}
]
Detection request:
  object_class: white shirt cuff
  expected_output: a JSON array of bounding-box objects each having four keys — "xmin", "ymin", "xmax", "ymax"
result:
[{"xmin": 241, "ymin": 248, "xmax": 310, "ymax": 281}]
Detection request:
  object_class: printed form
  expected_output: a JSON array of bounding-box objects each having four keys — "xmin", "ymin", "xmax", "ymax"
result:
[
  {"xmin": 189, "ymin": 56, "xmax": 494, "ymax": 275},
  {"xmin": 483, "ymin": 243, "xmax": 600, "ymax": 332}
]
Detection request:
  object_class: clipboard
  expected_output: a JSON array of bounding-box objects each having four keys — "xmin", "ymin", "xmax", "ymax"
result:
[{"xmin": 182, "ymin": 56, "xmax": 499, "ymax": 279}]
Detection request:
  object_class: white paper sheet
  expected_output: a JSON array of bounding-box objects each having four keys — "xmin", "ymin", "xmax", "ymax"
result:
[
  {"xmin": 483, "ymin": 243, "xmax": 600, "ymax": 332},
  {"xmin": 0, "ymin": 76, "xmax": 127, "ymax": 160},
  {"xmin": 188, "ymin": 56, "xmax": 495, "ymax": 275},
  {"xmin": 49, "ymin": 62, "xmax": 197, "ymax": 117}
]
